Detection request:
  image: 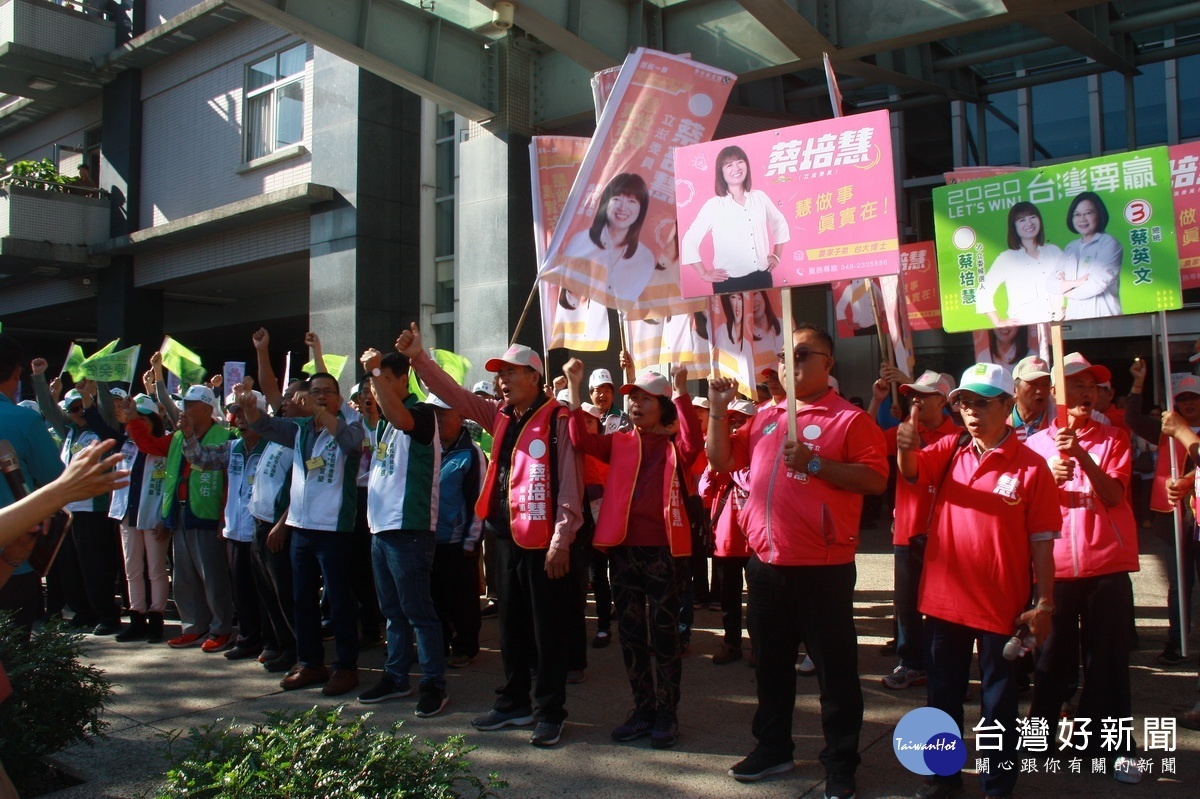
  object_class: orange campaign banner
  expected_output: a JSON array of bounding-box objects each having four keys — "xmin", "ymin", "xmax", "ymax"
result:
[
  {"xmin": 1170, "ymin": 141, "xmax": 1200, "ymax": 289},
  {"xmin": 900, "ymin": 241, "xmax": 941, "ymax": 331},
  {"xmin": 538, "ymin": 48, "xmax": 736, "ymax": 320},
  {"xmin": 531, "ymin": 136, "xmax": 610, "ymax": 352}
]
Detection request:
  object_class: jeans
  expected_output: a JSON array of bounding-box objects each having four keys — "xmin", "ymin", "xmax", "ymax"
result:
[
  {"xmin": 372, "ymin": 531, "xmax": 445, "ymax": 690},
  {"xmin": 291, "ymin": 527, "xmax": 358, "ymax": 670},
  {"xmin": 894, "ymin": 535, "xmax": 927, "ymax": 671},
  {"xmin": 926, "ymin": 616, "xmax": 1018, "ymax": 797},
  {"xmin": 745, "ymin": 556, "xmax": 862, "ymax": 778},
  {"xmin": 611, "ymin": 546, "xmax": 687, "ymax": 721},
  {"xmin": 1030, "ymin": 573, "xmax": 1135, "ymax": 755},
  {"xmin": 493, "ymin": 533, "xmax": 576, "ymax": 724}
]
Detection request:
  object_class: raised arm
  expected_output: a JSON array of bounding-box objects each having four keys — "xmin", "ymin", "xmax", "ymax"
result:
[
  {"xmin": 30, "ymin": 360, "xmax": 68, "ymax": 438},
  {"xmin": 253, "ymin": 328, "xmax": 284, "ymax": 413},
  {"xmin": 306, "ymin": 331, "xmax": 327, "ymax": 374},
  {"xmin": 397, "ymin": 323, "xmax": 500, "ymax": 432},
  {"xmin": 150, "ymin": 351, "xmax": 181, "ymax": 428}
]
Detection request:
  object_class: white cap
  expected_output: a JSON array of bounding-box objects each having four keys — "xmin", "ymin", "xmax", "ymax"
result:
[
  {"xmin": 484, "ymin": 344, "xmax": 544, "ymax": 375},
  {"xmin": 556, "ymin": 389, "xmax": 570, "ymax": 404},
  {"xmin": 424, "ymin": 394, "xmax": 452, "ymax": 410},
  {"xmin": 225, "ymin": 389, "xmax": 267, "ymax": 412},
  {"xmin": 133, "ymin": 393, "xmax": 160, "ymax": 416},
  {"xmin": 900, "ymin": 370, "xmax": 955, "ymax": 400},
  {"xmin": 18, "ymin": 399, "xmax": 42, "ymax": 417},
  {"xmin": 63, "ymin": 389, "xmax": 83, "ymax": 407},
  {"xmin": 471, "ymin": 380, "xmax": 497, "ymax": 398},
  {"xmin": 580, "ymin": 402, "xmax": 604, "ymax": 419},
  {"xmin": 691, "ymin": 396, "xmax": 711, "ymax": 410},
  {"xmin": 620, "ymin": 371, "xmax": 671, "ymax": 398},
  {"xmin": 951, "ymin": 363, "xmax": 1015, "ymax": 399},
  {"xmin": 589, "ymin": 368, "xmax": 615, "ymax": 389},
  {"xmin": 183, "ymin": 384, "xmax": 216, "ymax": 404},
  {"xmin": 730, "ymin": 399, "xmax": 757, "ymax": 417},
  {"xmin": 109, "ymin": 387, "xmax": 128, "ymax": 399}
]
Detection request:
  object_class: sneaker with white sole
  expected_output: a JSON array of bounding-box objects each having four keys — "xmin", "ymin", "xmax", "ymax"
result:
[
  {"xmin": 472, "ymin": 707, "xmax": 536, "ymax": 730},
  {"xmin": 530, "ymin": 720, "xmax": 563, "ymax": 747},
  {"xmin": 729, "ymin": 749, "xmax": 795, "ymax": 782},
  {"xmin": 882, "ymin": 665, "xmax": 927, "ymax": 690},
  {"xmin": 358, "ymin": 674, "xmax": 412, "ymax": 704},
  {"xmin": 415, "ymin": 686, "xmax": 449, "ymax": 718}
]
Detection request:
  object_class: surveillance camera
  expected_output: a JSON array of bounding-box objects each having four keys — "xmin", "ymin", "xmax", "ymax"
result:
[{"xmin": 493, "ymin": 1, "xmax": 514, "ymax": 29}]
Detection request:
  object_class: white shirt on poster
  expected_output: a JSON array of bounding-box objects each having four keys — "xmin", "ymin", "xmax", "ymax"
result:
[{"xmin": 680, "ymin": 191, "xmax": 790, "ymax": 279}]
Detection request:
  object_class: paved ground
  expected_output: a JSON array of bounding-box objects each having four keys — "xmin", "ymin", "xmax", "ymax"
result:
[{"xmin": 40, "ymin": 525, "xmax": 1200, "ymax": 798}]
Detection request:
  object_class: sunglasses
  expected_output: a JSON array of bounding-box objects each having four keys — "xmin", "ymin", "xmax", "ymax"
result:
[
  {"xmin": 776, "ymin": 347, "xmax": 832, "ymax": 363},
  {"xmin": 952, "ymin": 396, "xmax": 1000, "ymax": 411}
]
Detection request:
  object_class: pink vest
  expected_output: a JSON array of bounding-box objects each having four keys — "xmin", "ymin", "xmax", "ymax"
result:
[
  {"xmin": 737, "ymin": 392, "xmax": 888, "ymax": 566},
  {"xmin": 594, "ymin": 432, "xmax": 691, "ymax": 557},
  {"xmin": 476, "ymin": 401, "xmax": 560, "ymax": 549}
]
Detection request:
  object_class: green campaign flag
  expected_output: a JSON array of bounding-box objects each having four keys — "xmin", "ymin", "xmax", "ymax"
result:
[
  {"xmin": 933, "ymin": 147, "xmax": 1181, "ymax": 333},
  {"xmin": 62, "ymin": 343, "xmax": 86, "ymax": 381},
  {"xmin": 81, "ymin": 345, "xmax": 140, "ymax": 383},
  {"xmin": 91, "ymin": 339, "xmax": 119, "ymax": 360},
  {"xmin": 160, "ymin": 336, "xmax": 207, "ymax": 385},
  {"xmin": 407, "ymin": 349, "xmax": 472, "ymax": 401},
  {"xmin": 302, "ymin": 353, "xmax": 349, "ymax": 382}
]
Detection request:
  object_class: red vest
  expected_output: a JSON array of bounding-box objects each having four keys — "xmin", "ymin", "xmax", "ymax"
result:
[
  {"xmin": 475, "ymin": 400, "xmax": 561, "ymax": 549},
  {"xmin": 594, "ymin": 431, "xmax": 692, "ymax": 557}
]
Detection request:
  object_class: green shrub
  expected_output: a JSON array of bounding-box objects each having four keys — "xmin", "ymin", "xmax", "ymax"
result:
[
  {"xmin": 0, "ymin": 615, "xmax": 113, "ymax": 786},
  {"xmin": 158, "ymin": 705, "xmax": 506, "ymax": 799},
  {"xmin": 7, "ymin": 158, "xmax": 75, "ymax": 191}
]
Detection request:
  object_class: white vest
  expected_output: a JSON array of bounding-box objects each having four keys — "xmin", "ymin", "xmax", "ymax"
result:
[
  {"xmin": 61, "ymin": 428, "xmax": 104, "ymax": 514},
  {"xmin": 108, "ymin": 441, "xmax": 166, "ymax": 529},
  {"xmin": 223, "ymin": 440, "xmax": 262, "ymax": 543},
  {"xmin": 367, "ymin": 421, "xmax": 441, "ymax": 534},
  {"xmin": 286, "ymin": 418, "xmax": 359, "ymax": 533},
  {"xmin": 249, "ymin": 440, "xmax": 293, "ymax": 524}
]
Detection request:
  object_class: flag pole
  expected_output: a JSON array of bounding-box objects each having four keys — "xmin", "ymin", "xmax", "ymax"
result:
[{"xmin": 1159, "ymin": 310, "xmax": 1189, "ymax": 658}]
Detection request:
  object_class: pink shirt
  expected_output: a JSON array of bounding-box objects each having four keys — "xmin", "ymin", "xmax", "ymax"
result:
[
  {"xmin": 916, "ymin": 431, "xmax": 1062, "ymax": 635},
  {"xmin": 887, "ymin": 416, "xmax": 962, "ymax": 546},
  {"xmin": 729, "ymin": 389, "xmax": 887, "ymax": 566}
]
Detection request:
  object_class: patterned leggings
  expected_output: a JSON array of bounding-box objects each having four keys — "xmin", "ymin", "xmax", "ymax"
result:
[{"xmin": 610, "ymin": 546, "xmax": 688, "ymax": 721}]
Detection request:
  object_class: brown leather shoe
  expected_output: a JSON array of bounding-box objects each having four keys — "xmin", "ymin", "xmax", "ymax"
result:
[
  {"xmin": 712, "ymin": 644, "xmax": 743, "ymax": 665},
  {"xmin": 322, "ymin": 668, "xmax": 360, "ymax": 697},
  {"xmin": 280, "ymin": 665, "xmax": 329, "ymax": 691}
]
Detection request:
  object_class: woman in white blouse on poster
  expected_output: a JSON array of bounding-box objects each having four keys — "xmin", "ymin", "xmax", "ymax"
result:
[
  {"xmin": 976, "ymin": 201, "xmax": 1065, "ymax": 327},
  {"xmin": 1054, "ymin": 191, "xmax": 1123, "ymax": 320}
]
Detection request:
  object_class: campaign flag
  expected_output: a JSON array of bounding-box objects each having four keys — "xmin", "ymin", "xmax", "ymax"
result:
[
  {"xmin": 539, "ymin": 48, "xmax": 735, "ymax": 319},
  {"xmin": 590, "ymin": 65, "xmax": 621, "ymax": 123},
  {"xmin": 708, "ymin": 294, "xmax": 756, "ymax": 396},
  {"xmin": 933, "ymin": 148, "xmax": 1181, "ymax": 332},
  {"xmin": 302, "ymin": 354, "xmax": 348, "ymax": 382},
  {"xmin": 160, "ymin": 336, "xmax": 206, "ymax": 385},
  {"xmin": 81, "ymin": 345, "xmax": 140, "ymax": 383},
  {"xmin": 62, "ymin": 343, "xmax": 86, "ymax": 381},
  {"xmin": 900, "ymin": 242, "xmax": 941, "ymax": 331},
  {"xmin": 223, "ymin": 362, "xmax": 246, "ymax": 392},
  {"xmin": 973, "ymin": 324, "xmax": 1049, "ymax": 373},
  {"xmin": 531, "ymin": 136, "xmax": 609, "ymax": 352},
  {"xmin": 879, "ymin": 275, "xmax": 915, "ymax": 378},
  {"xmin": 675, "ymin": 109, "xmax": 900, "ymax": 299},
  {"xmin": 628, "ymin": 310, "xmax": 716, "ymax": 379},
  {"xmin": 1170, "ymin": 142, "xmax": 1200, "ymax": 289},
  {"xmin": 408, "ymin": 349, "xmax": 472, "ymax": 401},
  {"xmin": 831, "ymin": 278, "xmax": 886, "ymax": 339},
  {"xmin": 823, "ymin": 52, "xmax": 843, "ymax": 117}
]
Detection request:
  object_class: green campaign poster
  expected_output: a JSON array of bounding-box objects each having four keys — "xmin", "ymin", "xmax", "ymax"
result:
[{"xmin": 933, "ymin": 148, "xmax": 1180, "ymax": 333}]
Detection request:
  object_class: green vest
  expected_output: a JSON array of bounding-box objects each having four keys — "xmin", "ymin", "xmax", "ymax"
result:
[{"xmin": 161, "ymin": 424, "xmax": 235, "ymax": 521}]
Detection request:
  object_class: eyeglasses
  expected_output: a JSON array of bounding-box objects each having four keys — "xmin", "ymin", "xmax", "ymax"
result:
[
  {"xmin": 776, "ymin": 348, "xmax": 832, "ymax": 363},
  {"xmin": 953, "ymin": 396, "xmax": 1000, "ymax": 411},
  {"xmin": 67, "ymin": 405, "xmax": 84, "ymax": 414},
  {"xmin": 308, "ymin": 388, "xmax": 336, "ymax": 397}
]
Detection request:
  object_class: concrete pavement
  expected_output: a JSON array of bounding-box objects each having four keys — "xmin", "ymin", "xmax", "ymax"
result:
[{"xmin": 41, "ymin": 526, "xmax": 1200, "ymax": 798}]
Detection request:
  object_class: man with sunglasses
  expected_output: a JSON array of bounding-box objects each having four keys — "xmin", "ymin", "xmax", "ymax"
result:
[
  {"xmin": 707, "ymin": 323, "xmax": 887, "ymax": 799},
  {"xmin": 897, "ymin": 363, "xmax": 1059, "ymax": 799}
]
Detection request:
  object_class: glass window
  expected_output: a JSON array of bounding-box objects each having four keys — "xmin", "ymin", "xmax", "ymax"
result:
[
  {"xmin": 1180, "ymin": 55, "xmax": 1200, "ymax": 141},
  {"xmin": 436, "ymin": 140, "xmax": 454, "ymax": 198},
  {"xmin": 1031, "ymin": 76, "xmax": 1090, "ymax": 160},
  {"xmin": 244, "ymin": 44, "xmax": 307, "ymax": 162},
  {"xmin": 434, "ymin": 199, "xmax": 454, "ymax": 258},
  {"xmin": 963, "ymin": 102, "xmax": 982, "ymax": 166},
  {"xmin": 985, "ymin": 91, "xmax": 1019, "ymax": 166},
  {"xmin": 1101, "ymin": 71, "xmax": 1127, "ymax": 152},
  {"xmin": 1133, "ymin": 61, "xmax": 1167, "ymax": 147}
]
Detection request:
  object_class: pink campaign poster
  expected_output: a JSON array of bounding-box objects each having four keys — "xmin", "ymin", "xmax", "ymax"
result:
[
  {"xmin": 673, "ymin": 109, "xmax": 900, "ymax": 299},
  {"xmin": 1170, "ymin": 141, "xmax": 1200, "ymax": 290},
  {"xmin": 900, "ymin": 241, "xmax": 941, "ymax": 331},
  {"xmin": 539, "ymin": 49, "xmax": 736, "ymax": 320}
]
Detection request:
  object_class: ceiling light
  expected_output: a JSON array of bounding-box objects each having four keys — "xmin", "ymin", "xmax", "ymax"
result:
[{"xmin": 26, "ymin": 77, "xmax": 57, "ymax": 91}]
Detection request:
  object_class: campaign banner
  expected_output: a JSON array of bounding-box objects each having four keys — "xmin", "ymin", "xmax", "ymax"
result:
[
  {"xmin": 81, "ymin": 345, "xmax": 140, "ymax": 383},
  {"xmin": 223, "ymin": 361, "xmax": 246, "ymax": 392},
  {"xmin": 972, "ymin": 324, "xmax": 1050, "ymax": 373},
  {"xmin": 674, "ymin": 109, "xmax": 900, "ymax": 299},
  {"xmin": 539, "ymin": 48, "xmax": 734, "ymax": 320},
  {"xmin": 901, "ymin": 242, "xmax": 941, "ymax": 331},
  {"xmin": 1170, "ymin": 142, "xmax": 1200, "ymax": 289},
  {"xmin": 832, "ymin": 278, "xmax": 887, "ymax": 339},
  {"xmin": 302, "ymin": 354, "xmax": 348, "ymax": 382},
  {"xmin": 62, "ymin": 342, "xmax": 86, "ymax": 381},
  {"xmin": 706, "ymin": 290, "xmax": 786, "ymax": 396},
  {"xmin": 879, "ymin": 275, "xmax": 915, "ymax": 377},
  {"xmin": 933, "ymin": 148, "xmax": 1181, "ymax": 333},
  {"xmin": 531, "ymin": 136, "xmax": 609, "ymax": 352},
  {"xmin": 160, "ymin": 336, "xmax": 206, "ymax": 385}
]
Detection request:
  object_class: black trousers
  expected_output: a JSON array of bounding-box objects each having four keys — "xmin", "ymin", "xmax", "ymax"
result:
[
  {"xmin": 227, "ymin": 538, "xmax": 262, "ymax": 647},
  {"xmin": 70, "ymin": 511, "xmax": 120, "ymax": 626},
  {"xmin": 431, "ymin": 542, "xmax": 482, "ymax": 658},
  {"xmin": 716, "ymin": 555, "xmax": 749, "ymax": 647},
  {"xmin": 252, "ymin": 519, "xmax": 295, "ymax": 651},
  {"xmin": 745, "ymin": 556, "xmax": 862, "ymax": 778},
  {"xmin": 492, "ymin": 534, "xmax": 577, "ymax": 724}
]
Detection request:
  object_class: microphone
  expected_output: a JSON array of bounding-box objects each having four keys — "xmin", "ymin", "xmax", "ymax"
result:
[
  {"xmin": 0, "ymin": 440, "xmax": 29, "ymax": 501},
  {"xmin": 1003, "ymin": 623, "xmax": 1035, "ymax": 661}
]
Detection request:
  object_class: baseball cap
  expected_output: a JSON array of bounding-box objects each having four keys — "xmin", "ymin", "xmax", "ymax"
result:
[
  {"xmin": 620, "ymin": 371, "xmax": 671, "ymax": 399},
  {"xmin": 484, "ymin": 344, "xmax": 543, "ymax": 376},
  {"xmin": 63, "ymin": 389, "xmax": 83, "ymax": 407},
  {"xmin": 109, "ymin": 387, "xmax": 128, "ymax": 399},
  {"xmin": 691, "ymin": 396, "xmax": 711, "ymax": 410},
  {"xmin": 183, "ymin": 384, "xmax": 216, "ymax": 404},
  {"xmin": 424, "ymin": 393, "xmax": 451, "ymax": 410},
  {"xmin": 224, "ymin": 389, "xmax": 267, "ymax": 412},
  {"xmin": 730, "ymin": 399, "xmax": 757, "ymax": 417},
  {"xmin": 581, "ymin": 402, "xmax": 604, "ymax": 419},
  {"xmin": 900, "ymin": 370, "xmax": 955, "ymax": 400},
  {"xmin": 472, "ymin": 380, "xmax": 497, "ymax": 398},
  {"xmin": 1013, "ymin": 355, "xmax": 1052, "ymax": 382},
  {"xmin": 1056, "ymin": 352, "xmax": 1112, "ymax": 385},
  {"xmin": 133, "ymin": 393, "xmax": 160, "ymax": 416},
  {"xmin": 589, "ymin": 368, "xmax": 615, "ymax": 389},
  {"xmin": 950, "ymin": 363, "xmax": 1015, "ymax": 400},
  {"xmin": 1173, "ymin": 374, "xmax": 1200, "ymax": 399},
  {"xmin": 555, "ymin": 389, "xmax": 570, "ymax": 404},
  {"xmin": 18, "ymin": 399, "xmax": 42, "ymax": 417}
]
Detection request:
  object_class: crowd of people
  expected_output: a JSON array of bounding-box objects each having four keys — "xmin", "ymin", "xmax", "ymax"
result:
[{"xmin": 0, "ymin": 321, "xmax": 1197, "ymax": 799}]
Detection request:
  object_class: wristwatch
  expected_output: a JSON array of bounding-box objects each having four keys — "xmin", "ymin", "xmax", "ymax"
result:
[{"xmin": 806, "ymin": 455, "xmax": 823, "ymax": 475}]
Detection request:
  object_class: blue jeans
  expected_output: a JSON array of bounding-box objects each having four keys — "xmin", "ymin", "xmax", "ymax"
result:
[
  {"xmin": 926, "ymin": 617, "xmax": 1018, "ymax": 797},
  {"xmin": 291, "ymin": 528, "xmax": 358, "ymax": 670},
  {"xmin": 894, "ymin": 536, "xmax": 926, "ymax": 671},
  {"xmin": 371, "ymin": 531, "xmax": 445, "ymax": 691}
]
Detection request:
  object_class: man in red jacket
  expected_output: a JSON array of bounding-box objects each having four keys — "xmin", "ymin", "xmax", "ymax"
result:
[{"xmin": 707, "ymin": 323, "xmax": 887, "ymax": 799}]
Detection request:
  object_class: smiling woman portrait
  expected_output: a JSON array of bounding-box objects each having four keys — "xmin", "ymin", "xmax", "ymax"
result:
[
  {"xmin": 563, "ymin": 172, "xmax": 655, "ymax": 305},
  {"xmin": 975, "ymin": 201, "xmax": 1065, "ymax": 327}
]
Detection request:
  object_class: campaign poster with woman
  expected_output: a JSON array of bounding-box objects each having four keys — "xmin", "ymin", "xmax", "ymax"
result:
[
  {"xmin": 933, "ymin": 148, "xmax": 1181, "ymax": 333},
  {"xmin": 673, "ymin": 110, "xmax": 900, "ymax": 299}
]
